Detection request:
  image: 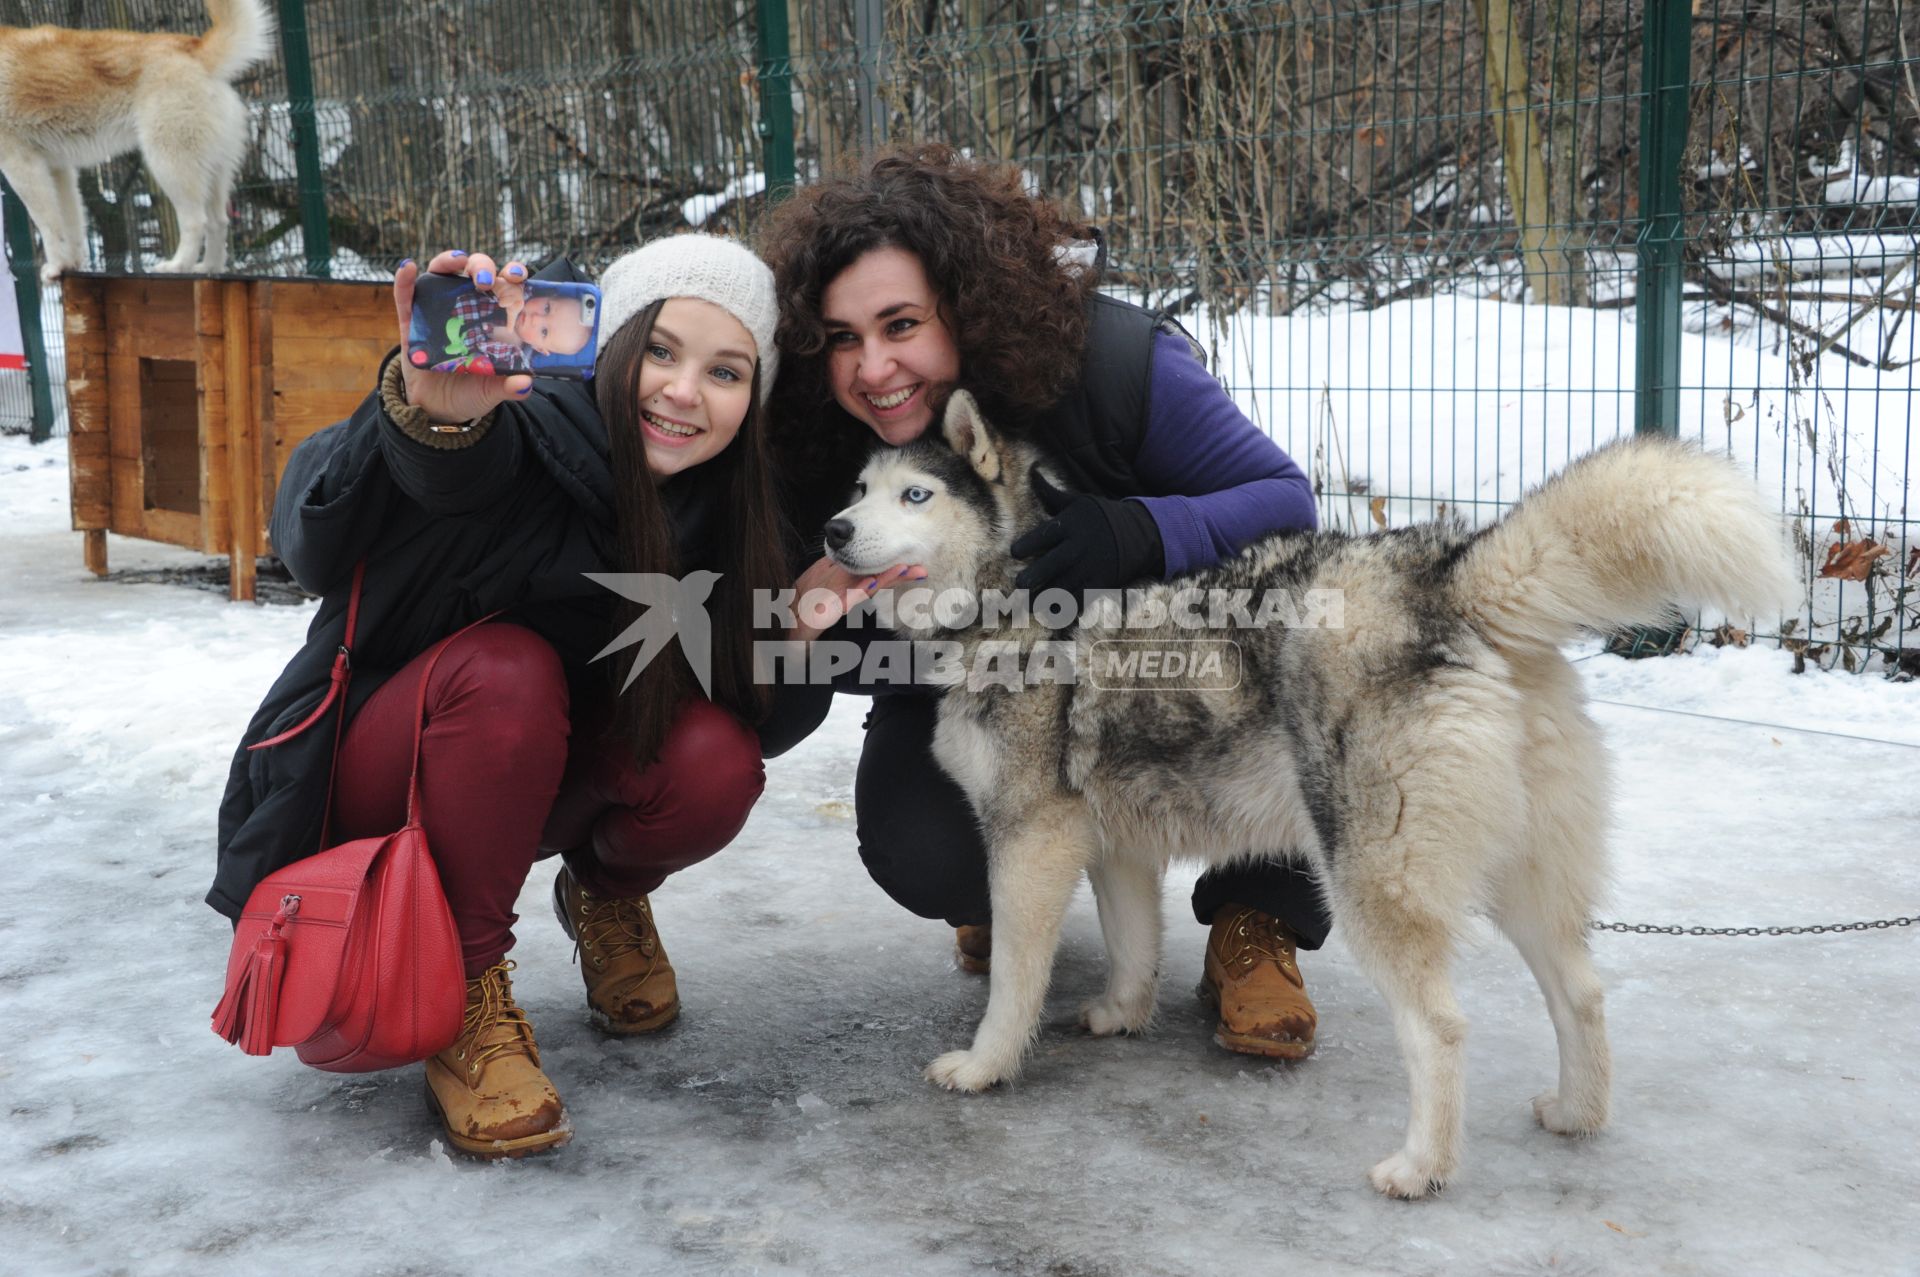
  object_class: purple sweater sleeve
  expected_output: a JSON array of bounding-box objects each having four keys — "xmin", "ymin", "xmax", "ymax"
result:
[{"xmin": 1129, "ymin": 329, "xmax": 1318, "ymax": 577}]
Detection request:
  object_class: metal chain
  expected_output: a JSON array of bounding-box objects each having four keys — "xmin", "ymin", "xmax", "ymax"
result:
[{"xmin": 1589, "ymin": 915, "xmax": 1918, "ymax": 937}]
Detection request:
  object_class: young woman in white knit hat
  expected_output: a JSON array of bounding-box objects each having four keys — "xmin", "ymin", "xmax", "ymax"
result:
[{"xmin": 212, "ymin": 236, "xmax": 798, "ymax": 1157}]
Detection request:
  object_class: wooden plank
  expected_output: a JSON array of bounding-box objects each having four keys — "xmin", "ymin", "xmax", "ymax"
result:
[
  {"xmin": 105, "ymin": 279, "xmax": 195, "ymax": 359},
  {"xmin": 195, "ymin": 279, "xmax": 229, "ymax": 557},
  {"xmin": 256, "ymin": 278, "xmax": 395, "ymax": 557},
  {"xmin": 83, "ymin": 528, "xmax": 107, "ymax": 576},
  {"xmin": 63, "ymin": 278, "xmax": 111, "ymax": 532},
  {"xmin": 107, "ymin": 347, "xmax": 142, "ymax": 465},
  {"xmin": 223, "ymin": 280, "xmax": 257, "ymax": 602},
  {"xmin": 251, "ymin": 282, "xmax": 275, "ymax": 556},
  {"xmin": 269, "ymin": 343, "xmax": 400, "ymax": 394},
  {"xmin": 109, "ymin": 464, "xmax": 144, "ymax": 539},
  {"xmin": 268, "ymin": 401, "xmax": 360, "ymax": 455},
  {"xmin": 269, "ymin": 286, "xmax": 391, "ymax": 342},
  {"xmin": 140, "ymin": 507, "xmax": 201, "ymax": 549}
]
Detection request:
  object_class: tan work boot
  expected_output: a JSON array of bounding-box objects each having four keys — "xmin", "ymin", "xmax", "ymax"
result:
[
  {"xmin": 552, "ymin": 866, "xmax": 680, "ymax": 1034},
  {"xmin": 953, "ymin": 924, "xmax": 992, "ymax": 974},
  {"xmin": 424, "ymin": 961, "xmax": 571, "ymax": 1159},
  {"xmin": 1198, "ymin": 904, "xmax": 1317, "ymax": 1059}
]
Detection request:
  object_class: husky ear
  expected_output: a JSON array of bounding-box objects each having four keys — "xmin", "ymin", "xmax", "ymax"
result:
[{"xmin": 941, "ymin": 390, "xmax": 1002, "ymax": 484}]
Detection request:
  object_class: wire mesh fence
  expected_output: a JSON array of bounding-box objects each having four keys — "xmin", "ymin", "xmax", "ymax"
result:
[
  {"xmin": 1, "ymin": 0, "xmax": 1913, "ymax": 672},
  {"xmin": 0, "ymin": 282, "xmax": 67, "ymax": 438}
]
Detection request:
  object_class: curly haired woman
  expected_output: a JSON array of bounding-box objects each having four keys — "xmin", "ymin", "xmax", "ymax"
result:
[{"xmin": 756, "ymin": 145, "xmax": 1331, "ymax": 1060}]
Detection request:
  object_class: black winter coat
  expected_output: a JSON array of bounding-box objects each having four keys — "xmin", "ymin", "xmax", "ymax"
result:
[{"xmin": 209, "ymin": 309, "xmax": 722, "ymax": 919}]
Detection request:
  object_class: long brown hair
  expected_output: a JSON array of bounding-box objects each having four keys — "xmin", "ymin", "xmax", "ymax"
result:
[
  {"xmin": 595, "ymin": 301, "xmax": 787, "ymax": 766},
  {"xmin": 759, "ymin": 142, "xmax": 1098, "ymax": 508}
]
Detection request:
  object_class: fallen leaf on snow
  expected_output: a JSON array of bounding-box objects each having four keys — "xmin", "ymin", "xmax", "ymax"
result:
[{"xmin": 1818, "ymin": 538, "xmax": 1890, "ymax": 581}]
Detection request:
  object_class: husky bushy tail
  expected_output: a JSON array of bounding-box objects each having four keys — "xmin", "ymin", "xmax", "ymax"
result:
[
  {"xmin": 192, "ymin": 0, "xmax": 275, "ymax": 82},
  {"xmin": 1456, "ymin": 437, "xmax": 1798, "ymax": 652}
]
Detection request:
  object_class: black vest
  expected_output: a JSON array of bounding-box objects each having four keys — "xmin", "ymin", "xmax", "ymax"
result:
[{"xmin": 1015, "ymin": 292, "xmax": 1195, "ymax": 501}]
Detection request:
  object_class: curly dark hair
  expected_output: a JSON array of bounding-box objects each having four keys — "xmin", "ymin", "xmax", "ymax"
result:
[{"xmin": 757, "ymin": 144, "xmax": 1097, "ymax": 538}]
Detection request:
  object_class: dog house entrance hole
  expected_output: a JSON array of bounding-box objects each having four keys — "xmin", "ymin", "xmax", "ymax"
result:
[{"xmin": 139, "ymin": 357, "xmax": 197, "ymax": 515}]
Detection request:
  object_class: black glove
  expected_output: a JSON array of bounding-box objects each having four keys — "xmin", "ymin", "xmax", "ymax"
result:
[{"xmin": 1011, "ymin": 468, "xmax": 1166, "ymax": 595}]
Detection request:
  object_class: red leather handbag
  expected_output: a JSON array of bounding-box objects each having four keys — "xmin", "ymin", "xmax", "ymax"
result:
[{"xmin": 212, "ymin": 563, "xmax": 489, "ymax": 1072}]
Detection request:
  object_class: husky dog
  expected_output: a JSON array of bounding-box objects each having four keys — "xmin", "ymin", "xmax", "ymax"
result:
[
  {"xmin": 0, "ymin": 0, "xmax": 273, "ymax": 282},
  {"xmin": 823, "ymin": 392, "xmax": 1795, "ymax": 1198}
]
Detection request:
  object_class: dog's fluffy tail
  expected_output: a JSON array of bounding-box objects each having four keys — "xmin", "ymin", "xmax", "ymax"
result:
[
  {"xmin": 1453, "ymin": 436, "xmax": 1798, "ymax": 652},
  {"xmin": 193, "ymin": 0, "xmax": 275, "ymax": 81}
]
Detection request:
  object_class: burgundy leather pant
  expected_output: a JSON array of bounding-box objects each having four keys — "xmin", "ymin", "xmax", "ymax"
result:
[{"xmin": 329, "ymin": 622, "xmax": 765, "ymax": 977}]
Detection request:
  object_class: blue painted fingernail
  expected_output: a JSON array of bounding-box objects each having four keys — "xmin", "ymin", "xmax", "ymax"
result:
[
  {"xmin": 514, "ymin": 385, "xmax": 531, "ymax": 395},
  {"xmin": 449, "ymin": 249, "xmax": 467, "ymax": 258},
  {"xmin": 476, "ymin": 269, "xmax": 493, "ymax": 286},
  {"xmin": 399, "ymin": 258, "xmax": 413, "ymax": 269},
  {"xmin": 507, "ymin": 265, "xmax": 525, "ymax": 278},
  {"xmin": 861, "ymin": 578, "xmax": 878, "ymax": 591}
]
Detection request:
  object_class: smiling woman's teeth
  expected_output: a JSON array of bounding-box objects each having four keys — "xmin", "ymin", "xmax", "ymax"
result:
[
  {"xmin": 865, "ymin": 385, "xmax": 916, "ymax": 409},
  {"xmin": 646, "ymin": 411, "xmax": 697, "ymax": 437}
]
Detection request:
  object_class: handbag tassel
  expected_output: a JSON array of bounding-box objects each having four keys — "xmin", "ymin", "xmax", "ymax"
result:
[{"xmin": 212, "ymin": 896, "xmax": 300, "ymax": 1055}]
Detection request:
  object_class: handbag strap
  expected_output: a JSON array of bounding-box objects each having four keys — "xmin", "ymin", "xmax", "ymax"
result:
[
  {"xmin": 397, "ymin": 608, "xmax": 507, "ymax": 828},
  {"xmin": 248, "ymin": 561, "xmax": 504, "ymax": 851}
]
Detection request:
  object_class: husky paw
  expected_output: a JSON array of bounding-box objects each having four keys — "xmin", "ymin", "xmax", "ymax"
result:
[
  {"xmin": 39, "ymin": 262, "xmax": 66, "ymax": 285},
  {"xmin": 1368, "ymin": 1151, "xmax": 1447, "ymax": 1200},
  {"xmin": 925, "ymin": 1049, "xmax": 1007, "ymax": 1093},
  {"xmin": 1532, "ymin": 1091, "xmax": 1605, "ymax": 1136},
  {"xmin": 1079, "ymin": 994, "xmax": 1151, "ymax": 1037}
]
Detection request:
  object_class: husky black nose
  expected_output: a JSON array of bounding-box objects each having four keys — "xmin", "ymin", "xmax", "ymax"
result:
[{"xmin": 823, "ymin": 518, "xmax": 855, "ymax": 551}]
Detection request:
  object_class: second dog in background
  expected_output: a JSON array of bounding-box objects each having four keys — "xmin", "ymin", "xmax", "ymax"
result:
[{"xmin": 0, "ymin": 0, "xmax": 273, "ymax": 281}]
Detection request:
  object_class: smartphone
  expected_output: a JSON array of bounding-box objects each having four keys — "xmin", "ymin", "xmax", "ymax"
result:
[{"xmin": 407, "ymin": 272, "xmax": 602, "ymax": 380}]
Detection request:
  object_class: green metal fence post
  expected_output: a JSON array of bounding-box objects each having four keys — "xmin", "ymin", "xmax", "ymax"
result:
[
  {"xmin": 1635, "ymin": 0, "xmax": 1691, "ymax": 437},
  {"xmin": 277, "ymin": 0, "xmax": 333, "ymax": 276},
  {"xmin": 755, "ymin": 0, "xmax": 798, "ymax": 205},
  {"xmin": 1, "ymin": 175, "xmax": 58, "ymax": 445}
]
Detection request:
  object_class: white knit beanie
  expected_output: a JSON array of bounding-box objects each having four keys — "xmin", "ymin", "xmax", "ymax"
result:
[{"xmin": 597, "ymin": 234, "xmax": 779, "ymax": 401}]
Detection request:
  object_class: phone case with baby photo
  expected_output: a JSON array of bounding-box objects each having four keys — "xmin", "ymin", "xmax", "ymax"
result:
[{"xmin": 407, "ymin": 273, "xmax": 602, "ymax": 380}]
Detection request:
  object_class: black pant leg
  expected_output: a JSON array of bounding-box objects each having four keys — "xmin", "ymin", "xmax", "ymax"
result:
[
  {"xmin": 855, "ymin": 694, "xmax": 992, "ymax": 927},
  {"xmin": 1191, "ymin": 859, "xmax": 1331, "ymax": 950}
]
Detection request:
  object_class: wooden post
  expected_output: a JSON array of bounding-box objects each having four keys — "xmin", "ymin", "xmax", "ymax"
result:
[
  {"xmin": 62, "ymin": 276, "xmax": 112, "ymax": 575},
  {"xmin": 193, "ymin": 280, "xmax": 231, "ymax": 566},
  {"xmin": 223, "ymin": 281, "xmax": 258, "ymax": 602},
  {"xmin": 249, "ymin": 282, "xmax": 275, "ymax": 558}
]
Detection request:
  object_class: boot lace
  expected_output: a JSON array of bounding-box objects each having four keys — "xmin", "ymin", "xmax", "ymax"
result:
[
  {"xmin": 1219, "ymin": 907, "xmax": 1298, "ymax": 973},
  {"xmin": 573, "ymin": 888, "xmax": 660, "ymax": 972},
  {"xmin": 453, "ymin": 960, "xmax": 539, "ymax": 1076}
]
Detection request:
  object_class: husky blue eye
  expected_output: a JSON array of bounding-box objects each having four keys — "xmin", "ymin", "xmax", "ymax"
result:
[{"xmin": 904, "ymin": 487, "xmax": 933, "ymax": 504}]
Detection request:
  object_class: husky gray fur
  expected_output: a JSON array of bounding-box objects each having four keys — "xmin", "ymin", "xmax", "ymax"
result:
[
  {"xmin": 822, "ymin": 391, "xmax": 1796, "ymax": 1198},
  {"xmin": 0, "ymin": 0, "xmax": 273, "ymax": 281}
]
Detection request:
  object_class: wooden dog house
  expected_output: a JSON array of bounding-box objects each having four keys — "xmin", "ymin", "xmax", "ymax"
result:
[{"xmin": 62, "ymin": 272, "xmax": 393, "ymax": 601}]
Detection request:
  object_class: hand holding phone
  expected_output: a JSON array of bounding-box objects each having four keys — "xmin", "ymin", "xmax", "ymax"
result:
[
  {"xmin": 389, "ymin": 251, "xmax": 602, "ymax": 427},
  {"xmin": 390, "ymin": 252, "xmax": 527, "ymax": 426}
]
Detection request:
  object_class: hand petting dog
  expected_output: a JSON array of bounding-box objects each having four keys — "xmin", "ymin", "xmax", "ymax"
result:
[{"xmin": 1011, "ymin": 468, "xmax": 1165, "ymax": 596}]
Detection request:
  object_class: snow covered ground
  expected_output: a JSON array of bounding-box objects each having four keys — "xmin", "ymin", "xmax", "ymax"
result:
[{"xmin": 2, "ymin": 432, "xmax": 1917, "ymax": 1276}]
